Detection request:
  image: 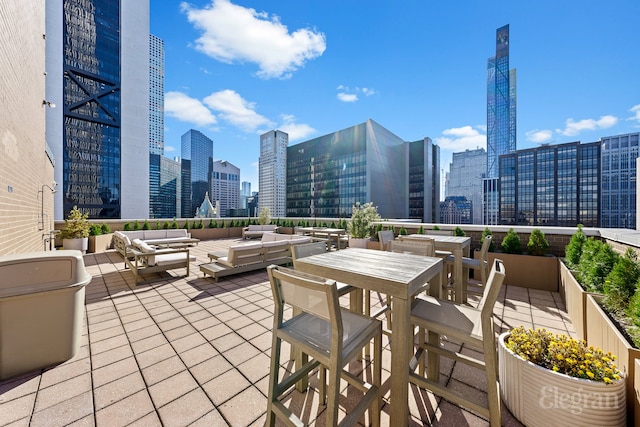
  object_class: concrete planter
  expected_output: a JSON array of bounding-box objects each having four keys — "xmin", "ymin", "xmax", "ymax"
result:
[
  {"xmin": 487, "ymin": 252, "xmax": 559, "ymax": 291},
  {"xmin": 349, "ymin": 237, "xmax": 369, "ymax": 249},
  {"xmin": 190, "ymin": 228, "xmax": 229, "ymax": 240},
  {"xmin": 585, "ymin": 294, "xmax": 640, "ymax": 425},
  {"xmin": 228, "ymin": 227, "xmax": 243, "ymax": 238},
  {"xmin": 88, "ymin": 233, "xmax": 113, "ymax": 253},
  {"xmin": 62, "ymin": 237, "xmax": 88, "ymax": 254},
  {"xmin": 498, "ymin": 332, "xmax": 626, "ymax": 426}
]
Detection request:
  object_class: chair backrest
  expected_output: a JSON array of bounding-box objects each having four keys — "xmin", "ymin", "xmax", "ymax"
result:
[
  {"xmin": 477, "ymin": 259, "xmax": 506, "ymax": 329},
  {"xmin": 378, "ymin": 230, "xmax": 396, "ymax": 251},
  {"xmin": 291, "ymin": 241, "xmax": 327, "ymax": 266},
  {"xmin": 389, "ymin": 239, "xmax": 435, "ymax": 257},
  {"xmin": 477, "ymin": 235, "xmax": 492, "ymax": 262},
  {"xmin": 267, "ymin": 265, "xmax": 340, "ymax": 324}
]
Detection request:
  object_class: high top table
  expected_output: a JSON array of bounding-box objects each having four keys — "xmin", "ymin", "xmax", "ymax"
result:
[
  {"xmin": 294, "ymin": 248, "xmax": 443, "ymax": 425},
  {"xmin": 401, "ymin": 234, "xmax": 471, "ymax": 303},
  {"xmin": 296, "ymin": 227, "xmax": 347, "ymax": 250}
]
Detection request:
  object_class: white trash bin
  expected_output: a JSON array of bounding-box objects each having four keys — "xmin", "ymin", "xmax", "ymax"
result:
[{"xmin": 0, "ymin": 250, "xmax": 91, "ymax": 380}]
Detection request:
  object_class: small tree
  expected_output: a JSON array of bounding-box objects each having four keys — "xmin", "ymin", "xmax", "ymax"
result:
[
  {"xmin": 604, "ymin": 248, "xmax": 640, "ymax": 313},
  {"xmin": 100, "ymin": 223, "xmax": 111, "ymax": 234},
  {"xmin": 170, "ymin": 218, "xmax": 178, "ymax": 229},
  {"xmin": 123, "ymin": 222, "xmax": 132, "ymax": 231},
  {"xmin": 481, "ymin": 227, "xmax": 496, "ymax": 252},
  {"xmin": 527, "ymin": 229, "xmax": 549, "ymax": 256},
  {"xmin": 183, "ymin": 221, "xmax": 190, "ymax": 230},
  {"xmin": 501, "ymin": 228, "xmax": 522, "ymax": 254},
  {"xmin": 453, "ymin": 226, "xmax": 466, "ymax": 237},
  {"xmin": 417, "ymin": 225, "xmax": 425, "ymax": 234},
  {"xmin": 399, "ymin": 226, "xmax": 408, "ymax": 236},
  {"xmin": 142, "ymin": 220, "xmax": 151, "ymax": 230},
  {"xmin": 89, "ymin": 224, "xmax": 103, "ymax": 236},
  {"xmin": 59, "ymin": 206, "xmax": 91, "ymax": 239},
  {"xmin": 133, "ymin": 220, "xmax": 141, "ymax": 231},
  {"xmin": 258, "ymin": 207, "xmax": 271, "ymax": 225},
  {"xmin": 565, "ymin": 224, "xmax": 586, "ymax": 269},
  {"xmin": 577, "ymin": 238, "xmax": 619, "ymax": 293},
  {"xmin": 433, "ymin": 225, "xmax": 441, "ymax": 230},
  {"xmin": 348, "ymin": 202, "xmax": 381, "ymax": 239},
  {"xmin": 162, "ymin": 221, "xmax": 170, "ymax": 229}
]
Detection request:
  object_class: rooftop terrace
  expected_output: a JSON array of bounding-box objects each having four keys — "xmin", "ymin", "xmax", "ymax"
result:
[{"xmin": 0, "ymin": 238, "xmax": 576, "ymax": 426}]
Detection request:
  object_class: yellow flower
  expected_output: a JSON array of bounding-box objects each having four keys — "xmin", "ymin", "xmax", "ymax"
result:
[{"xmin": 587, "ymin": 371, "xmax": 595, "ymax": 379}]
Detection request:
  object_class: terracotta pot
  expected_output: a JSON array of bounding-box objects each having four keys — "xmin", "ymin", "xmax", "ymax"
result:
[{"xmin": 498, "ymin": 332, "xmax": 626, "ymax": 427}]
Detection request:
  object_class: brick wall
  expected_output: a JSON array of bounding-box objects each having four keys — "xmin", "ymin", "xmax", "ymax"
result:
[{"xmin": 0, "ymin": 1, "xmax": 54, "ymax": 256}]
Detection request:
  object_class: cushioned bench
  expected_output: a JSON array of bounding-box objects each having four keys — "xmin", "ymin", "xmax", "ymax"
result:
[
  {"xmin": 113, "ymin": 230, "xmax": 199, "ymax": 257},
  {"xmin": 242, "ymin": 224, "xmax": 279, "ymax": 239}
]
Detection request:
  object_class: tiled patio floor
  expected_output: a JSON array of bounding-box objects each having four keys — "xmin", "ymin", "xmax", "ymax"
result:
[{"xmin": 0, "ymin": 239, "xmax": 576, "ymax": 426}]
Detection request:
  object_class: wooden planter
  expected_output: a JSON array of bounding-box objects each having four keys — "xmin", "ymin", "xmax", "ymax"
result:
[
  {"xmin": 278, "ymin": 226, "xmax": 295, "ymax": 235},
  {"xmin": 487, "ymin": 252, "xmax": 559, "ymax": 291},
  {"xmin": 498, "ymin": 332, "xmax": 626, "ymax": 427},
  {"xmin": 559, "ymin": 260, "xmax": 594, "ymax": 340},
  {"xmin": 189, "ymin": 228, "xmax": 230, "ymax": 240},
  {"xmin": 228, "ymin": 227, "xmax": 243, "ymax": 238},
  {"xmin": 88, "ymin": 233, "xmax": 113, "ymax": 253},
  {"xmin": 585, "ymin": 294, "xmax": 640, "ymax": 425}
]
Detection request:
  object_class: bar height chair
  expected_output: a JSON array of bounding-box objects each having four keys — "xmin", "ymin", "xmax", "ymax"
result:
[
  {"xmin": 409, "ymin": 259, "xmax": 506, "ymax": 427},
  {"xmin": 266, "ymin": 265, "xmax": 382, "ymax": 427},
  {"xmin": 444, "ymin": 235, "xmax": 493, "ymax": 300}
]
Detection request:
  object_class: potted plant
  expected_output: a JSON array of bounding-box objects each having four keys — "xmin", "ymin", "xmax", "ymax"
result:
[
  {"xmin": 347, "ymin": 202, "xmax": 380, "ymax": 248},
  {"xmin": 88, "ymin": 223, "xmax": 113, "ymax": 253},
  {"xmin": 60, "ymin": 205, "xmax": 91, "ymax": 254},
  {"xmin": 499, "ymin": 326, "xmax": 626, "ymax": 426}
]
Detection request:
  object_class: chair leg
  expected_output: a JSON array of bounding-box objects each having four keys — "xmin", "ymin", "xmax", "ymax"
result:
[
  {"xmin": 266, "ymin": 336, "xmax": 282, "ymax": 427},
  {"xmin": 372, "ymin": 331, "xmax": 382, "ymax": 427},
  {"xmin": 319, "ymin": 366, "xmax": 327, "ymax": 405},
  {"xmin": 325, "ymin": 360, "xmax": 341, "ymax": 427},
  {"xmin": 483, "ymin": 339, "xmax": 502, "ymax": 427}
]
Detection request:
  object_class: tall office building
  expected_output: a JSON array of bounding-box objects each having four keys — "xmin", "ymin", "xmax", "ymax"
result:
[
  {"xmin": 440, "ymin": 196, "xmax": 472, "ymax": 224},
  {"xmin": 46, "ymin": 0, "xmax": 150, "ymax": 220},
  {"xmin": 446, "ymin": 148, "xmax": 486, "ymax": 224},
  {"xmin": 259, "ymin": 130, "xmax": 288, "ymax": 217},
  {"xmin": 601, "ymin": 132, "xmax": 639, "ymax": 229},
  {"xmin": 485, "ymin": 24, "xmax": 516, "ymax": 225},
  {"xmin": 408, "ymin": 138, "xmax": 440, "ymax": 222},
  {"xmin": 212, "ymin": 160, "xmax": 240, "ymax": 217},
  {"xmin": 240, "ymin": 181, "xmax": 251, "ymax": 209},
  {"xmin": 149, "ymin": 154, "xmax": 181, "ymax": 218},
  {"xmin": 149, "ymin": 34, "xmax": 164, "ymax": 156},
  {"xmin": 181, "ymin": 129, "xmax": 213, "ymax": 218},
  {"xmin": 499, "ymin": 141, "xmax": 600, "ymax": 227},
  {"xmin": 286, "ymin": 119, "xmax": 418, "ymax": 219}
]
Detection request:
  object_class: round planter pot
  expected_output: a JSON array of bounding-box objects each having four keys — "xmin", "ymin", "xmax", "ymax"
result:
[
  {"xmin": 498, "ymin": 332, "xmax": 626, "ymax": 427},
  {"xmin": 348, "ymin": 237, "xmax": 369, "ymax": 249},
  {"xmin": 63, "ymin": 237, "xmax": 88, "ymax": 254}
]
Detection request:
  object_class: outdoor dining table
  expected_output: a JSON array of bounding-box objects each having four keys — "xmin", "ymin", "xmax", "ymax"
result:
[
  {"xmin": 401, "ymin": 234, "xmax": 472, "ymax": 303},
  {"xmin": 294, "ymin": 247, "xmax": 443, "ymax": 425},
  {"xmin": 297, "ymin": 226, "xmax": 347, "ymax": 250}
]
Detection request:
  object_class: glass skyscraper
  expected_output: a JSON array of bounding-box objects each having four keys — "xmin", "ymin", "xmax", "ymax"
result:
[
  {"xmin": 499, "ymin": 141, "xmax": 600, "ymax": 227},
  {"xmin": 149, "ymin": 34, "xmax": 164, "ymax": 156},
  {"xmin": 181, "ymin": 129, "xmax": 213, "ymax": 218},
  {"xmin": 601, "ymin": 132, "xmax": 639, "ymax": 229},
  {"xmin": 485, "ymin": 25, "xmax": 516, "ymax": 225},
  {"xmin": 47, "ymin": 0, "xmax": 149, "ymax": 219},
  {"xmin": 259, "ymin": 130, "xmax": 288, "ymax": 217}
]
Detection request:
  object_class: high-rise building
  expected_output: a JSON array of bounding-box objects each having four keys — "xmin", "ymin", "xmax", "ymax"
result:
[
  {"xmin": 212, "ymin": 160, "xmax": 240, "ymax": 217},
  {"xmin": 240, "ymin": 181, "xmax": 251, "ymax": 209},
  {"xmin": 446, "ymin": 148, "xmax": 486, "ymax": 224},
  {"xmin": 499, "ymin": 141, "xmax": 600, "ymax": 227},
  {"xmin": 485, "ymin": 24, "xmax": 516, "ymax": 225},
  {"xmin": 259, "ymin": 130, "xmax": 288, "ymax": 217},
  {"xmin": 149, "ymin": 154, "xmax": 181, "ymax": 219},
  {"xmin": 181, "ymin": 129, "xmax": 213, "ymax": 218},
  {"xmin": 46, "ymin": 0, "xmax": 150, "ymax": 220},
  {"xmin": 601, "ymin": 132, "xmax": 639, "ymax": 229},
  {"xmin": 149, "ymin": 34, "xmax": 164, "ymax": 156},
  {"xmin": 408, "ymin": 138, "xmax": 440, "ymax": 222},
  {"xmin": 440, "ymin": 196, "xmax": 472, "ymax": 224},
  {"xmin": 285, "ymin": 119, "xmax": 432, "ymax": 219}
]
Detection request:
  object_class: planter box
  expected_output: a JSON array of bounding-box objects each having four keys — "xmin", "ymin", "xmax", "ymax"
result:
[
  {"xmin": 498, "ymin": 332, "xmax": 626, "ymax": 426},
  {"xmin": 88, "ymin": 233, "xmax": 113, "ymax": 253},
  {"xmin": 190, "ymin": 228, "xmax": 229, "ymax": 240},
  {"xmin": 585, "ymin": 294, "xmax": 640, "ymax": 425},
  {"xmin": 278, "ymin": 227, "xmax": 295, "ymax": 235},
  {"xmin": 559, "ymin": 260, "xmax": 594, "ymax": 340},
  {"xmin": 366, "ymin": 240, "xmax": 380, "ymax": 250},
  {"xmin": 487, "ymin": 252, "xmax": 558, "ymax": 291},
  {"xmin": 228, "ymin": 227, "xmax": 243, "ymax": 238}
]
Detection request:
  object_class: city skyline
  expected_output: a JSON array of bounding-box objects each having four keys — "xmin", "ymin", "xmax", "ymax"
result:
[{"xmin": 152, "ymin": 0, "xmax": 640, "ymax": 191}]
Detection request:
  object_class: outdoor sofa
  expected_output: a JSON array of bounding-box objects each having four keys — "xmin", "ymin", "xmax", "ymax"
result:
[
  {"xmin": 242, "ymin": 224, "xmax": 279, "ymax": 239},
  {"xmin": 124, "ymin": 238, "xmax": 193, "ymax": 284},
  {"xmin": 113, "ymin": 230, "xmax": 199, "ymax": 257}
]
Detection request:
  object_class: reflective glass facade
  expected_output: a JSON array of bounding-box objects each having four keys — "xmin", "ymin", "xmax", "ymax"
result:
[
  {"xmin": 63, "ymin": 0, "xmax": 121, "ymax": 218},
  {"xmin": 601, "ymin": 133, "xmax": 639, "ymax": 229},
  {"xmin": 181, "ymin": 130, "xmax": 213, "ymax": 217},
  {"xmin": 499, "ymin": 141, "xmax": 600, "ymax": 227},
  {"xmin": 149, "ymin": 154, "xmax": 180, "ymax": 218}
]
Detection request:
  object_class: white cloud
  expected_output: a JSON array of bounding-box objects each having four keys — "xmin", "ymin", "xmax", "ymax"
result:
[
  {"xmin": 362, "ymin": 87, "xmax": 375, "ymax": 96},
  {"xmin": 165, "ymin": 91, "xmax": 217, "ymax": 126},
  {"xmin": 628, "ymin": 104, "xmax": 640, "ymax": 123},
  {"xmin": 526, "ymin": 129, "xmax": 553, "ymax": 143},
  {"xmin": 181, "ymin": 0, "xmax": 326, "ymax": 79},
  {"xmin": 337, "ymin": 93, "xmax": 358, "ymax": 103},
  {"xmin": 557, "ymin": 115, "xmax": 618, "ymax": 137},
  {"xmin": 434, "ymin": 125, "xmax": 486, "ymax": 151},
  {"xmin": 203, "ymin": 89, "xmax": 272, "ymax": 132},
  {"xmin": 165, "ymin": 145, "xmax": 176, "ymax": 153},
  {"xmin": 278, "ymin": 114, "xmax": 315, "ymax": 141}
]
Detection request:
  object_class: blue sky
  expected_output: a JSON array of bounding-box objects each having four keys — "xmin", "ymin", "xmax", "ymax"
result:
[{"xmin": 151, "ymin": 0, "xmax": 640, "ymax": 193}]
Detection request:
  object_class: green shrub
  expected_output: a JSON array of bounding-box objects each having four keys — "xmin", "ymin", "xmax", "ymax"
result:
[
  {"xmin": 89, "ymin": 224, "xmax": 103, "ymax": 236},
  {"xmin": 258, "ymin": 207, "xmax": 271, "ymax": 225},
  {"xmin": 170, "ymin": 218, "xmax": 178, "ymax": 229},
  {"xmin": 59, "ymin": 206, "xmax": 91, "ymax": 239},
  {"xmin": 501, "ymin": 228, "xmax": 522, "ymax": 254},
  {"xmin": 221, "ymin": 220, "xmax": 226, "ymax": 228},
  {"xmin": 162, "ymin": 221, "xmax": 170, "ymax": 229},
  {"xmin": 576, "ymin": 238, "xmax": 619, "ymax": 293},
  {"xmin": 604, "ymin": 248, "xmax": 640, "ymax": 313},
  {"xmin": 453, "ymin": 226, "xmax": 466, "ymax": 237},
  {"xmin": 101, "ymin": 223, "xmax": 111, "ymax": 234},
  {"xmin": 142, "ymin": 220, "xmax": 150, "ymax": 230},
  {"xmin": 433, "ymin": 225, "xmax": 441, "ymax": 230},
  {"xmin": 481, "ymin": 227, "xmax": 495, "ymax": 252},
  {"xmin": 133, "ymin": 220, "xmax": 141, "ymax": 231},
  {"xmin": 565, "ymin": 225, "xmax": 586, "ymax": 269},
  {"xmin": 417, "ymin": 225, "xmax": 425, "ymax": 234},
  {"xmin": 183, "ymin": 221, "xmax": 190, "ymax": 229},
  {"xmin": 399, "ymin": 226, "xmax": 408, "ymax": 236},
  {"xmin": 123, "ymin": 222, "xmax": 131, "ymax": 231},
  {"xmin": 527, "ymin": 229, "xmax": 549, "ymax": 256}
]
